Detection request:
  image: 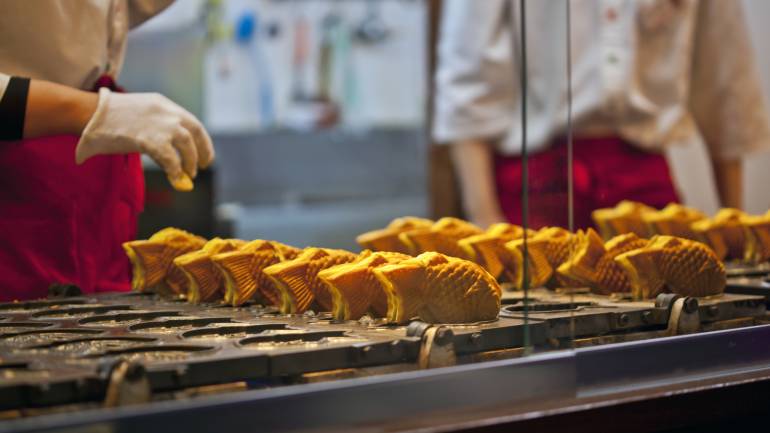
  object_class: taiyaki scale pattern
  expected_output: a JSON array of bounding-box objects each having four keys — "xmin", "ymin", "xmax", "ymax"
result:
[
  {"xmin": 263, "ymin": 248, "xmax": 359, "ymax": 314},
  {"xmin": 372, "ymin": 252, "xmax": 501, "ymax": 324},
  {"xmin": 173, "ymin": 238, "xmax": 246, "ymax": 303},
  {"xmin": 615, "ymin": 235, "xmax": 726, "ymax": 300},
  {"xmin": 211, "ymin": 240, "xmax": 301, "ymax": 307},
  {"xmin": 123, "ymin": 228, "xmax": 207, "ymax": 294}
]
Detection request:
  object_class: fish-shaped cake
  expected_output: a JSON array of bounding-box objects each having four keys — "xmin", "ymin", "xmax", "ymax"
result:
[
  {"xmin": 457, "ymin": 223, "xmax": 529, "ymax": 280},
  {"xmin": 399, "ymin": 217, "xmax": 483, "ymax": 258},
  {"xmin": 504, "ymin": 238, "xmax": 553, "ymax": 289},
  {"xmin": 742, "ymin": 214, "xmax": 770, "ymax": 264},
  {"xmin": 642, "ymin": 203, "xmax": 705, "ymax": 240},
  {"xmin": 123, "ymin": 227, "xmax": 207, "ymax": 294},
  {"xmin": 173, "ymin": 238, "xmax": 246, "ymax": 303},
  {"xmin": 592, "ymin": 200, "xmax": 655, "ymax": 239},
  {"xmin": 372, "ymin": 252, "xmax": 501, "ymax": 324},
  {"xmin": 319, "ymin": 251, "xmax": 411, "ymax": 321},
  {"xmin": 263, "ymin": 248, "xmax": 359, "ymax": 314},
  {"xmin": 614, "ymin": 235, "xmax": 726, "ymax": 300},
  {"xmin": 557, "ymin": 229, "xmax": 648, "ymax": 295},
  {"xmin": 211, "ymin": 240, "xmax": 301, "ymax": 307},
  {"xmin": 510, "ymin": 227, "xmax": 579, "ymax": 288},
  {"xmin": 691, "ymin": 208, "xmax": 747, "ymax": 260},
  {"xmin": 356, "ymin": 216, "xmax": 433, "ymax": 254}
]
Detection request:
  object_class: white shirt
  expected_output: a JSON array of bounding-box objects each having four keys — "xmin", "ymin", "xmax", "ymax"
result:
[
  {"xmin": 0, "ymin": 0, "xmax": 172, "ymax": 97},
  {"xmin": 432, "ymin": 0, "xmax": 770, "ymax": 161}
]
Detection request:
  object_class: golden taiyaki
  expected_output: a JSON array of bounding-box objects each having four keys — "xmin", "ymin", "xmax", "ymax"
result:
[
  {"xmin": 504, "ymin": 238, "xmax": 553, "ymax": 289},
  {"xmin": 399, "ymin": 217, "xmax": 483, "ymax": 258},
  {"xmin": 173, "ymin": 238, "xmax": 246, "ymax": 303},
  {"xmin": 691, "ymin": 208, "xmax": 747, "ymax": 260},
  {"xmin": 614, "ymin": 235, "xmax": 726, "ymax": 300},
  {"xmin": 356, "ymin": 216, "xmax": 433, "ymax": 254},
  {"xmin": 319, "ymin": 251, "xmax": 411, "ymax": 320},
  {"xmin": 557, "ymin": 229, "xmax": 648, "ymax": 295},
  {"xmin": 211, "ymin": 240, "xmax": 301, "ymax": 307},
  {"xmin": 123, "ymin": 227, "xmax": 207, "ymax": 294},
  {"xmin": 263, "ymin": 248, "xmax": 359, "ymax": 314},
  {"xmin": 458, "ymin": 223, "xmax": 529, "ymax": 280},
  {"xmin": 742, "ymin": 214, "xmax": 770, "ymax": 264},
  {"xmin": 520, "ymin": 227, "xmax": 580, "ymax": 287},
  {"xmin": 642, "ymin": 203, "xmax": 705, "ymax": 240},
  {"xmin": 592, "ymin": 200, "xmax": 654, "ymax": 239},
  {"xmin": 372, "ymin": 252, "xmax": 501, "ymax": 324}
]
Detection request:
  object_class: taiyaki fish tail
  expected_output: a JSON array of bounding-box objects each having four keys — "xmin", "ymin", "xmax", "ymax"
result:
[
  {"xmin": 614, "ymin": 247, "xmax": 666, "ymax": 300},
  {"xmin": 319, "ymin": 252, "xmax": 410, "ymax": 321},
  {"xmin": 556, "ymin": 229, "xmax": 606, "ymax": 288},
  {"xmin": 373, "ymin": 261, "xmax": 427, "ymax": 323},
  {"xmin": 504, "ymin": 238, "xmax": 553, "ymax": 289},
  {"xmin": 457, "ymin": 233, "xmax": 509, "ymax": 280},
  {"xmin": 122, "ymin": 227, "xmax": 207, "ymax": 293},
  {"xmin": 174, "ymin": 238, "xmax": 245, "ymax": 303},
  {"xmin": 691, "ymin": 219, "xmax": 728, "ymax": 260},
  {"xmin": 264, "ymin": 248, "xmax": 358, "ymax": 314},
  {"xmin": 212, "ymin": 250, "xmax": 259, "ymax": 306},
  {"xmin": 742, "ymin": 215, "xmax": 770, "ymax": 264}
]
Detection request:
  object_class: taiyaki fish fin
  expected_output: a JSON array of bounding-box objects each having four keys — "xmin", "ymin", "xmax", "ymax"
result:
[
  {"xmin": 505, "ymin": 238, "xmax": 553, "ymax": 289},
  {"xmin": 373, "ymin": 261, "xmax": 426, "ymax": 323},
  {"xmin": 122, "ymin": 241, "xmax": 162, "ymax": 291},
  {"xmin": 557, "ymin": 229, "xmax": 606, "ymax": 286},
  {"xmin": 615, "ymin": 246, "xmax": 666, "ymax": 300},
  {"xmin": 457, "ymin": 234, "xmax": 508, "ymax": 279}
]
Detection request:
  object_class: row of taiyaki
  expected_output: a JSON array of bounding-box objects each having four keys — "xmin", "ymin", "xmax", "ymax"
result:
[
  {"xmin": 122, "ymin": 228, "xmax": 501, "ymax": 324},
  {"xmin": 592, "ymin": 201, "xmax": 770, "ymax": 264},
  {"xmin": 356, "ymin": 217, "xmax": 726, "ymax": 300}
]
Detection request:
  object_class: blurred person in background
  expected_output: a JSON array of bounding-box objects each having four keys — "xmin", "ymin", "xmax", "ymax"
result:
[
  {"xmin": 433, "ymin": 0, "xmax": 770, "ymax": 229},
  {"xmin": 0, "ymin": 1, "xmax": 215, "ymax": 301}
]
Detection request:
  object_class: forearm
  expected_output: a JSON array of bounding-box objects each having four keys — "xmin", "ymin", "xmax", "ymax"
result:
[
  {"xmin": 449, "ymin": 139, "xmax": 506, "ymax": 226},
  {"xmin": 711, "ymin": 158, "xmax": 743, "ymax": 209},
  {"xmin": 24, "ymin": 79, "xmax": 98, "ymax": 138}
]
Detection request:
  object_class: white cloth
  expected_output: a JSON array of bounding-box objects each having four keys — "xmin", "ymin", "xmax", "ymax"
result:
[
  {"xmin": 432, "ymin": 0, "xmax": 770, "ymax": 161},
  {"xmin": 0, "ymin": 0, "xmax": 172, "ymax": 96}
]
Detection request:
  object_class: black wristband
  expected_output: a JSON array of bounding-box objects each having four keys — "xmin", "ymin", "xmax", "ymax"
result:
[{"xmin": 0, "ymin": 76, "xmax": 31, "ymax": 141}]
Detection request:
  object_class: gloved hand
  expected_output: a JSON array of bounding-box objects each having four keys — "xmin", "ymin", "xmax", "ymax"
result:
[{"xmin": 75, "ymin": 87, "xmax": 215, "ymax": 191}]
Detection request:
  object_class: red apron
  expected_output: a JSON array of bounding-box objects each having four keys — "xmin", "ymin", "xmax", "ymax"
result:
[
  {"xmin": 495, "ymin": 136, "xmax": 680, "ymax": 229},
  {"xmin": 0, "ymin": 78, "xmax": 144, "ymax": 302}
]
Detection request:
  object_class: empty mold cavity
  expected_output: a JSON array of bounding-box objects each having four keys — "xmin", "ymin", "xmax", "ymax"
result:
[
  {"xmin": 239, "ymin": 330, "xmax": 366, "ymax": 350},
  {"xmin": 128, "ymin": 317, "xmax": 234, "ymax": 333},
  {"xmin": 0, "ymin": 299, "xmax": 88, "ymax": 313},
  {"xmin": 31, "ymin": 305, "xmax": 132, "ymax": 319},
  {"xmin": 25, "ymin": 336, "xmax": 158, "ymax": 355},
  {"xmin": 78, "ymin": 310, "xmax": 182, "ymax": 326},
  {"xmin": 83, "ymin": 345, "xmax": 214, "ymax": 362},
  {"xmin": 181, "ymin": 323, "xmax": 290, "ymax": 340},
  {"xmin": 0, "ymin": 329, "xmax": 103, "ymax": 346},
  {"xmin": 503, "ymin": 301, "xmax": 598, "ymax": 313}
]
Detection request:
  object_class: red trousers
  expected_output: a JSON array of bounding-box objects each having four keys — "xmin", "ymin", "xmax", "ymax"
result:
[{"xmin": 494, "ymin": 136, "xmax": 680, "ymax": 229}]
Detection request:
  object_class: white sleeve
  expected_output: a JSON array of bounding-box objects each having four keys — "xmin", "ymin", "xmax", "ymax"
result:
[
  {"xmin": 431, "ymin": 0, "xmax": 516, "ymax": 144},
  {"xmin": 0, "ymin": 72, "xmax": 10, "ymax": 102},
  {"xmin": 689, "ymin": 0, "xmax": 770, "ymax": 160}
]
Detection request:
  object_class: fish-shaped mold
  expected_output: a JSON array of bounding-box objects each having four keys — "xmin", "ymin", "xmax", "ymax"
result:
[
  {"xmin": 372, "ymin": 252, "xmax": 501, "ymax": 324},
  {"xmin": 356, "ymin": 216, "xmax": 433, "ymax": 254},
  {"xmin": 319, "ymin": 251, "xmax": 411, "ymax": 320},
  {"xmin": 173, "ymin": 238, "xmax": 246, "ymax": 303},
  {"xmin": 691, "ymin": 208, "xmax": 747, "ymax": 260},
  {"xmin": 399, "ymin": 217, "xmax": 483, "ymax": 258},
  {"xmin": 614, "ymin": 235, "xmax": 726, "ymax": 300},
  {"xmin": 122, "ymin": 227, "xmax": 207, "ymax": 294},
  {"xmin": 211, "ymin": 240, "xmax": 301, "ymax": 307},
  {"xmin": 557, "ymin": 229, "xmax": 648, "ymax": 295},
  {"xmin": 642, "ymin": 203, "xmax": 705, "ymax": 240},
  {"xmin": 742, "ymin": 214, "xmax": 770, "ymax": 264},
  {"xmin": 263, "ymin": 248, "xmax": 359, "ymax": 314},
  {"xmin": 592, "ymin": 200, "xmax": 654, "ymax": 239},
  {"xmin": 457, "ymin": 223, "xmax": 529, "ymax": 281}
]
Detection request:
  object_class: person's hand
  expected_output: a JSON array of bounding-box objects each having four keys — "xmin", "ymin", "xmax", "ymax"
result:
[{"xmin": 75, "ymin": 88, "xmax": 214, "ymax": 191}]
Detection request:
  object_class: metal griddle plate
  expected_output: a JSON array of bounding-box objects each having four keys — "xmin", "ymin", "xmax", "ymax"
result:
[
  {"xmin": 0, "ymin": 288, "xmax": 764, "ymax": 411},
  {"xmin": 500, "ymin": 288, "xmax": 766, "ymax": 339},
  {"xmin": 0, "ymin": 292, "xmax": 541, "ymax": 410},
  {"xmin": 726, "ymin": 261, "xmax": 770, "ymax": 278}
]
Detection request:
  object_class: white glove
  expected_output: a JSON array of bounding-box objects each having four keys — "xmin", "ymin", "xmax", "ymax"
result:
[{"xmin": 76, "ymin": 87, "xmax": 215, "ymax": 191}]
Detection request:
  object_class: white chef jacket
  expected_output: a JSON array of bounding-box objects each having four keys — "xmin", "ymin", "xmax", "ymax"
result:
[
  {"xmin": 0, "ymin": 0, "xmax": 173, "ymax": 98},
  {"xmin": 432, "ymin": 0, "xmax": 770, "ymax": 161}
]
